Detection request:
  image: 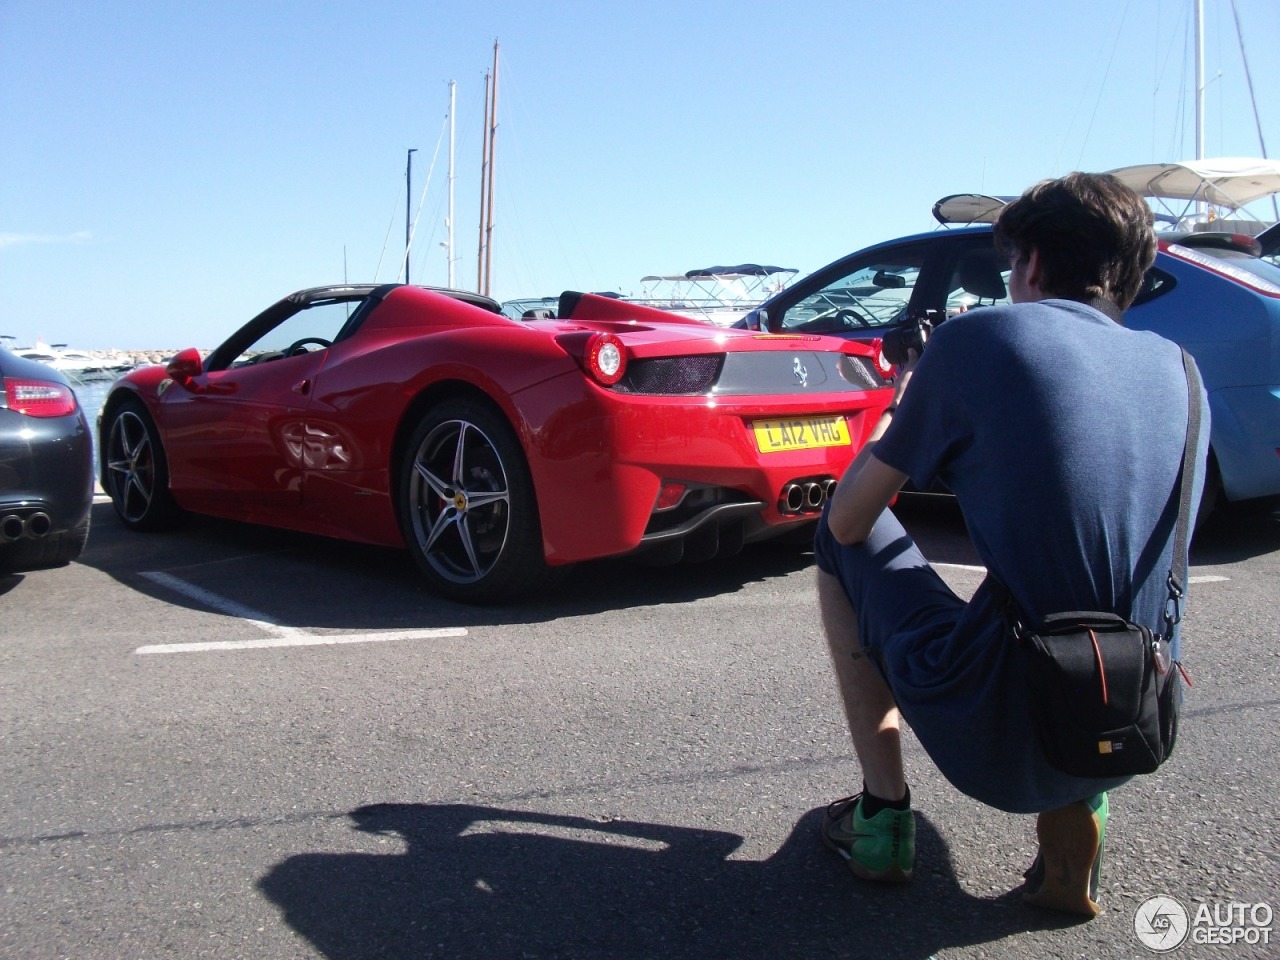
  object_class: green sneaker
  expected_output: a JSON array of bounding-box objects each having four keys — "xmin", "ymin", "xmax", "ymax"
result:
[
  {"xmin": 821, "ymin": 793, "xmax": 915, "ymax": 883},
  {"xmin": 1023, "ymin": 792, "xmax": 1108, "ymax": 917}
]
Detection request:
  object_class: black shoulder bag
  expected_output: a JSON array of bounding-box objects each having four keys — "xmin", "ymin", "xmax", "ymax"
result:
[{"xmin": 1004, "ymin": 349, "xmax": 1201, "ymax": 779}]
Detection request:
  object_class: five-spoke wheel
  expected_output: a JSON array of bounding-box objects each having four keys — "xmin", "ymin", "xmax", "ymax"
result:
[
  {"xmin": 399, "ymin": 400, "xmax": 551, "ymax": 602},
  {"xmin": 103, "ymin": 399, "xmax": 181, "ymax": 531}
]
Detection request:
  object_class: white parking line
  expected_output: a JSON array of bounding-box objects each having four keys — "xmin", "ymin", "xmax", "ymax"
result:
[
  {"xmin": 135, "ymin": 570, "xmax": 467, "ymax": 654},
  {"xmin": 933, "ymin": 562, "xmax": 990, "ymax": 573},
  {"xmin": 932, "ymin": 562, "xmax": 1229, "ymax": 584},
  {"xmin": 140, "ymin": 571, "xmax": 303, "ymax": 638},
  {"xmin": 136, "ymin": 629, "xmax": 468, "ymax": 655}
]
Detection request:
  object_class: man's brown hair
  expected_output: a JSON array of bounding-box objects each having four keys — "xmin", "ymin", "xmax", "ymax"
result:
[{"xmin": 994, "ymin": 172, "xmax": 1157, "ymax": 310}]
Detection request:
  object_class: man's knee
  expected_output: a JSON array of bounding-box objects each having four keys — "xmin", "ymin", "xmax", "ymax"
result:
[
  {"xmin": 814, "ymin": 514, "xmax": 859, "ymax": 597},
  {"xmin": 818, "ymin": 569, "xmax": 861, "ymax": 646}
]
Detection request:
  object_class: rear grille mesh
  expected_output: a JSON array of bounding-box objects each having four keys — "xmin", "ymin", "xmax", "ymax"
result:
[
  {"xmin": 838, "ymin": 355, "xmax": 886, "ymax": 390},
  {"xmin": 616, "ymin": 356, "xmax": 723, "ymax": 395}
]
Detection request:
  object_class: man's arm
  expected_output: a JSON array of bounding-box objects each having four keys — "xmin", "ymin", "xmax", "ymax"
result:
[
  {"xmin": 825, "ymin": 357, "xmax": 916, "ymax": 544},
  {"xmin": 826, "ymin": 438, "xmax": 909, "ymax": 545}
]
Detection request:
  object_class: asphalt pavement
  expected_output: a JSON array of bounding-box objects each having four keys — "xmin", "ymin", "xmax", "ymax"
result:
[{"xmin": 1, "ymin": 495, "xmax": 1277, "ymax": 959}]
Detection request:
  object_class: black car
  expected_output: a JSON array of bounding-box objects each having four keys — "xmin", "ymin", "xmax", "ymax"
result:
[{"xmin": 0, "ymin": 347, "xmax": 94, "ymax": 574}]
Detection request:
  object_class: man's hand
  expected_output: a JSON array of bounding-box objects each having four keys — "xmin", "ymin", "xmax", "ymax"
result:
[
  {"xmin": 890, "ymin": 349, "xmax": 921, "ymax": 408},
  {"xmin": 825, "ymin": 349, "xmax": 917, "ymax": 545}
]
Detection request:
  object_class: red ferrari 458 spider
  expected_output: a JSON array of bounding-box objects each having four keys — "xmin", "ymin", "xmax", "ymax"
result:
[{"xmin": 100, "ymin": 284, "xmax": 893, "ymax": 602}]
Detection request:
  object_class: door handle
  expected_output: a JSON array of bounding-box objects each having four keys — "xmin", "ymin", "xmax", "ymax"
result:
[{"xmin": 293, "ymin": 379, "xmax": 311, "ymax": 395}]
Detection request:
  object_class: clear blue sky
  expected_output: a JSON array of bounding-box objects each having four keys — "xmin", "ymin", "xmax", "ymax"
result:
[{"xmin": 2, "ymin": 0, "xmax": 1277, "ymax": 349}]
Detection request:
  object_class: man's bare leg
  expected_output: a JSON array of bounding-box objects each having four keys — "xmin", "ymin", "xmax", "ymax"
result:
[{"xmin": 817, "ymin": 569, "xmax": 906, "ymax": 802}]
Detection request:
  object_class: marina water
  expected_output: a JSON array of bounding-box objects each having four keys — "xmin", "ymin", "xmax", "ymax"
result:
[{"xmin": 70, "ymin": 379, "xmax": 113, "ymax": 478}]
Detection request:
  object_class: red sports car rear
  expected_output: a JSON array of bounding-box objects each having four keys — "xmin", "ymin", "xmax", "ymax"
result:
[{"xmin": 101, "ymin": 285, "xmax": 892, "ymax": 602}]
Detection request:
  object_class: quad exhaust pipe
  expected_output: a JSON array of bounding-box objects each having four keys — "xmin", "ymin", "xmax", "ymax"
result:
[
  {"xmin": 778, "ymin": 478, "xmax": 838, "ymax": 515},
  {"xmin": 1, "ymin": 512, "xmax": 52, "ymax": 542}
]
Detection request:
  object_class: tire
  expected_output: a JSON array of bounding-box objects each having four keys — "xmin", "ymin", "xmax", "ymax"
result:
[
  {"xmin": 398, "ymin": 399, "xmax": 556, "ymax": 603},
  {"xmin": 103, "ymin": 399, "xmax": 183, "ymax": 531}
]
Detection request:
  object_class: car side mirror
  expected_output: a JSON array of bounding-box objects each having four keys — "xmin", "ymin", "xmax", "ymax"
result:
[{"xmin": 165, "ymin": 348, "xmax": 203, "ymax": 387}]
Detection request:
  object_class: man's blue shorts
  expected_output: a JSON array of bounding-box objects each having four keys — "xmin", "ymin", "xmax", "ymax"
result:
[
  {"xmin": 812, "ymin": 503, "xmax": 965, "ymax": 659},
  {"xmin": 812, "ymin": 503, "xmax": 1130, "ymax": 813}
]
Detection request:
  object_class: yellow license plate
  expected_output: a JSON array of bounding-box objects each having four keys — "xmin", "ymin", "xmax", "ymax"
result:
[{"xmin": 752, "ymin": 416, "xmax": 851, "ymax": 453}]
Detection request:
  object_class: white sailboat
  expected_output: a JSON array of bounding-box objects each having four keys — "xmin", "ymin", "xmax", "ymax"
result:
[
  {"xmin": 932, "ymin": 161, "xmax": 1280, "ymax": 236},
  {"xmin": 1106, "ymin": 158, "xmax": 1280, "ymax": 232},
  {"xmin": 1105, "ymin": 0, "xmax": 1280, "ymax": 233},
  {"xmin": 10, "ymin": 338, "xmax": 131, "ymax": 382},
  {"xmin": 935, "ymin": 0, "xmax": 1279, "ymax": 237},
  {"xmin": 630, "ymin": 265, "xmax": 798, "ymax": 327}
]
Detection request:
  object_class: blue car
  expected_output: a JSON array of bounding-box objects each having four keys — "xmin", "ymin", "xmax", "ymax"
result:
[{"xmin": 739, "ymin": 205, "xmax": 1280, "ymax": 519}]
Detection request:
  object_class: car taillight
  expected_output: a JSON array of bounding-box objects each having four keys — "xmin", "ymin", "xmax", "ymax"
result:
[
  {"xmin": 871, "ymin": 339, "xmax": 895, "ymax": 378},
  {"xmin": 1, "ymin": 377, "xmax": 80, "ymax": 418},
  {"xmin": 1165, "ymin": 243, "xmax": 1280, "ymax": 296},
  {"xmin": 585, "ymin": 333, "xmax": 627, "ymax": 386}
]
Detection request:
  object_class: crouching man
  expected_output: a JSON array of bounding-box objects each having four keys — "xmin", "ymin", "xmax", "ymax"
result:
[{"xmin": 814, "ymin": 172, "xmax": 1208, "ymax": 916}]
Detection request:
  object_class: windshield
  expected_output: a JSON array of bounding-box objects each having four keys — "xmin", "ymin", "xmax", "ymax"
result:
[
  {"xmin": 501, "ymin": 297, "xmax": 559, "ymax": 320},
  {"xmin": 780, "ymin": 249, "xmax": 926, "ymax": 334}
]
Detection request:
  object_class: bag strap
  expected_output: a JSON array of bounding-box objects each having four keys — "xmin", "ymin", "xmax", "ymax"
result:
[
  {"xmin": 999, "ymin": 348, "xmax": 1204, "ymax": 640},
  {"xmin": 1164, "ymin": 348, "xmax": 1204, "ymax": 635}
]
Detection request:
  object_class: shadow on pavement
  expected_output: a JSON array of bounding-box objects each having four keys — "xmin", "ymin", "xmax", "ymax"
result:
[
  {"xmin": 75, "ymin": 502, "xmax": 821, "ymax": 628},
  {"xmin": 258, "ymin": 803, "xmax": 1077, "ymax": 960},
  {"xmin": 74, "ymin": 491, "xmax": 1275, "ymax": 631}
]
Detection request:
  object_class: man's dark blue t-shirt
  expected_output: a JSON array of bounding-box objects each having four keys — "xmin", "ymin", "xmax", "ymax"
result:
[
  {"xmin": 879, "ymin": 298, "xmax": 1205, "ymax": 637},
  {"xmin": 865, "ymin": 298, "xmax": 1209, "ymax": 811}
]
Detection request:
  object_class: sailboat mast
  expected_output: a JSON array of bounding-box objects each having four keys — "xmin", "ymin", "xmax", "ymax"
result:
[
  {"xmin": 477, "ymin": 70, "xmax": 490, "ymax": 292},
  {"xmin": 1195, "ymin": 0, "xmax": 1205, "ymax": 160},
  {"xmin": 483, "ymin": 40, "xmax": 499, "ymax": 297},
  {"xmin": 405, "ymin": 148, "xmax": 417, "ymax": 284},
  {"xmin": 447, "ymin": 79, "xmax": 456, "ymax": 289}
]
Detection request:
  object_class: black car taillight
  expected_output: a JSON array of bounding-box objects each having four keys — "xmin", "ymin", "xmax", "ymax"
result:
[{"xmin": 1, "ymin": 377, "xmax": 80, "ymax": 418}]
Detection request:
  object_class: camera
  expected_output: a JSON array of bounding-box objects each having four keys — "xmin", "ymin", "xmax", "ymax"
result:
[{"xmin": 881, "ymin": 309, "xmax": 939, "ymax": 367}]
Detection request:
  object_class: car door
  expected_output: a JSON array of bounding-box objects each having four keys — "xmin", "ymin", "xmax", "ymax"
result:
[
  {"xmin": 160, "ymin": 300, "xmax": 359, "ymax": 520},
  {"xmin": 934, "ymin": 234, "xmax": 1012, "ymax": 318}
]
